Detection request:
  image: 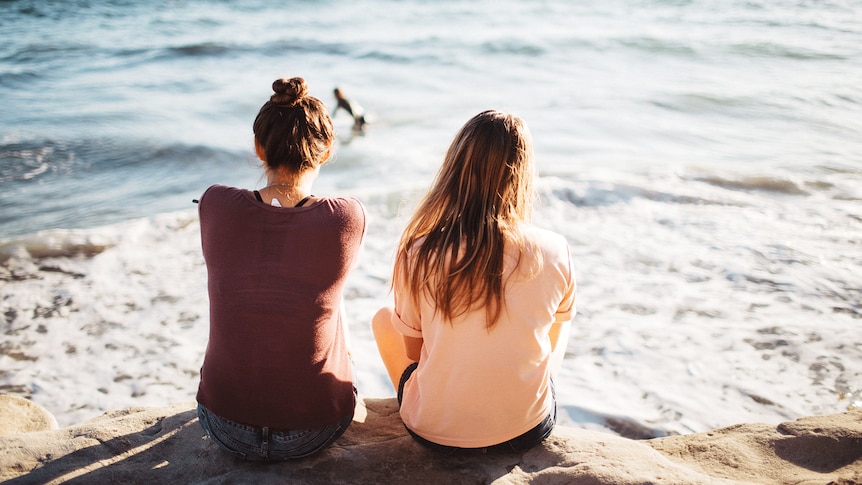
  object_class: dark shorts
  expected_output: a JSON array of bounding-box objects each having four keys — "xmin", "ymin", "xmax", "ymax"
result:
[{"xmin": 397, "ymin": 362, "xmax": 556, "ymax": 454}]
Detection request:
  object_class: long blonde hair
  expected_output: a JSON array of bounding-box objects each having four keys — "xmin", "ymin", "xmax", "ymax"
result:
[{"xmin": 394, "ymin": 110, "xmax": 535, "ymax": 329}]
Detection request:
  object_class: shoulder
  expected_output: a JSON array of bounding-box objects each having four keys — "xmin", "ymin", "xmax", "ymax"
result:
[
  {"xmin": 520, "ymin": 224, "xmax": 569, "ymax": 255},
  {"xmin": 329, "ymin": 196, "xmax": 365, "ymax": 210},
  {"xmin": 198, "ymin": 185, "xmax": 249, "ymax": 213},
  {"xmin": 202, "ymin": 184, "xmax": 233, "ymax": 195},
  {"xmin": 517, "ymin": 225, "xmax": 575, "ymax": 292},
  {"xmin": 200, "ymin": 184, "xmax": 226, "ymax": 199},
  {"xmin": 199, "ymin": 184, "xmax": 247, "ymax": 204},
  {"xmin": 324, "ymin": 196, "xmax": 366, "ymax": 219},
  {"xmin": 520, "ymin": 224, "xmax": 573, "ymax": 275},
  {"xmin": 198, "ymin": 186, "xmax": 253, "ymax": 234},
  {"xmin": 319, "ymin": 196, "xmax": 367, "ymax": 233}
]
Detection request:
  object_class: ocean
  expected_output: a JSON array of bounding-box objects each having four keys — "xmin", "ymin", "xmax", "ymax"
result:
[{"xmin": 1, "ymin": 0, "xmax": 861, "ymax": 436}]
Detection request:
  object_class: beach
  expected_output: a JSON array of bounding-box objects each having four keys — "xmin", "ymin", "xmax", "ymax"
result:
[{"xmin": 1, "ymin": 0, "xmax": 861, "ymax": 435}]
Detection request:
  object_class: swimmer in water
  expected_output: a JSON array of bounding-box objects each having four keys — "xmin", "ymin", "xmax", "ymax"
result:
[{"xmin": 333, "ymin": 87, "xmax": 367, "ymax": 132}]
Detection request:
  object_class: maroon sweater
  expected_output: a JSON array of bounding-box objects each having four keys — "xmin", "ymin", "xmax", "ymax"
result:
[{"xmin": 196, "ymin": 185, "xmax": 365, "ymax": 429}]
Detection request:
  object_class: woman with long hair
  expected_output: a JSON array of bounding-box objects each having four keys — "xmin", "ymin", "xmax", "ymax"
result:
[
  {"xmin": 196, "ymin": 77, "xmax": 366, "ymax": 460},
  {"xmin": 373, "ymin": 110, "xmax": 576, "ymax": 453}
]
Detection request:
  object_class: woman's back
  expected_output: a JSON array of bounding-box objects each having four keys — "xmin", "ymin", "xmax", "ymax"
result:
[
  {"xmin": 195, "ymin": 77, "xmax": 366, "ymax": 461},
  {"xmin": 394, "ymin": 224, "xmax": 575, "ymax": 448},
  {"xmin": 374, "ymin": 110, "xmax": 576, "ymax": 452},
  {"xmin": 197, "ymin": 185, "xmax": 365, "ymax": 429}
]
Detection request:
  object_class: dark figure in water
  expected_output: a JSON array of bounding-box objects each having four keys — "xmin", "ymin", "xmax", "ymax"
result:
[{"xmin": 333, "ymin": 87, "xmax": 367, "ymax": 132}]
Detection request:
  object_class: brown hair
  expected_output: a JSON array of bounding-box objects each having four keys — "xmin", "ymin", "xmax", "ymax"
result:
[
  {"xmin": 394, "ymin": 110, "xmax": 535, "ymax": 329},
  {"xmin": 253, "ymin": 77, "xmax": 334, "ymax": 173}
]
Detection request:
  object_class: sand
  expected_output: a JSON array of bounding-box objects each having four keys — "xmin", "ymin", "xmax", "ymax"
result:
[{"xmin": 1, "ymin": 396, "xmax": 859, "ymax": 484}]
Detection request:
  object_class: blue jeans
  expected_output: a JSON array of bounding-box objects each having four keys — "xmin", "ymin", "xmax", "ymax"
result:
[
  {"xmin": 196, "ymin": 394, "xmax": 355, "ymax": 461},
  {"xmin": 397, "ymin": 362, "xmax": 556, "ymax": 454}
]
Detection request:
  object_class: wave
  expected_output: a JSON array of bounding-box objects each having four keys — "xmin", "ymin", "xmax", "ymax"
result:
[
  {"xmin": 0, "ymin": 138, "xmax": 244, "ymax": 183},
  {"xmin": 167, "ymin": 43, "xmax": 232, "ymax": 57},
  {"xmin": 154, "ymin": 38, "xmax": 360, "ymax": 62},
  {"xmin": 1, "ymin": 42, "xmax": 93, "ymax": 64},
  {"xmin": 0, "ymin": 143, "xmax": 72, "ymax": 184},
  {"xmin": 0, "ymin": 69, "xmax": 41, "ymax": 88},
  {"xmin": 540, "ymin": 169, "xmax": 853, "ymax": 209},
  {"xmin": 649, "ymin": 93, "xmax": 771, "ymax": 117},
  {"xmin": 480, "ymin": 39, "xmax": 546, "ymax": 57},
  {"xmin": 615, "ymin": 35, "xmax": 847, "ymax": 63},
  {"xmin": 692, "ymin": 175, "xmax": 809, "ymax": 195},
  {"xmin": 262, "ymin": 39, "xmax": 352, "ymax": 57},
  {"xmin": 0, "ymin": 208, "xmax": 200, "ymax": 264},
  {"xmin": 543, "ymin": 178, "xmax": 742, "ymax": 209},
  {"xmin": 617, "ymin": 36, "xmax": 699, "ymax": 58},
  {"xmin": 726, "ymin": 42, "xmax": 847, "ymax": 61},
  {"xmin": 0, "ymin": 138, "xmax": 248, "ymax": 238},
  {"xmin": 0, "ymin": 228, "xmax": 117, "ymax": 263}
]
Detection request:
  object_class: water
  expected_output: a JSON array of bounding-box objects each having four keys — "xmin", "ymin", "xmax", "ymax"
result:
[{"xmin": 1, "ymin": 0, "xmax": 861, "ymax": 435}]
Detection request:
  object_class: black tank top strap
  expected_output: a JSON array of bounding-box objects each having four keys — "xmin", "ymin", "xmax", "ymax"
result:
[
  {"xmin": 253, "ymin": 190, "xmax": 263, "ymax": 202},
  {"xmin": 294, "ymin": 195, "xmax": 314, "ymax": 207}
]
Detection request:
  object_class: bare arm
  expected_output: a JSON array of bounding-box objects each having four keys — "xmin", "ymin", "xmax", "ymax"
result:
[
  {"xmin": 341, "ymin": 299, "xmax": 352, "ymax": 358},
  {"xmin": 403, "ymin": 335, "xmax": 423, "ymax": 362},
  {"xmin": 548, "ymin": 320, "xmax": 571, "ymax": 378},
  {"xmin": 549, "ymin": 321, "xmax": 567, "ymax": 351}
]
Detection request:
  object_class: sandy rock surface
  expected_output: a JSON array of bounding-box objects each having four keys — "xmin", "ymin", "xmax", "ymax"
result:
[
  {"xmin": 0, "ymin": 397, "xmax": 860, "ymax": 484},
  {"xmin": 0, "ymin": 395, "xmax": 58, "ymax": 436}
]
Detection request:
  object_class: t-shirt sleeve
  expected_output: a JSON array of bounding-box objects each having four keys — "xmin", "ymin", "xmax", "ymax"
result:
[
  {"xmin": 554, "ymin": 242, "xmax": 577, "ymax": 324},
  {"xmin": 391, "ymin": 273, "xmax": 423, "ymax": 339},
  {"xmin": 343, "ymin": 198, "xmax": 367, "ymax": 270},
  {"xmin": 392, "ymin": 308, "xmax": 422, "ymax": 338},
  {"xmin": 349, "ymin": 197, "xmax": 368, "ymax": 239}
]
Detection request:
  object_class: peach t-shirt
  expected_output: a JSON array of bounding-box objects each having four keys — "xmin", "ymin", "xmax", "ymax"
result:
[{"xmin": 393, "ymin": 224, "xmax": 576, "ymax": 448}]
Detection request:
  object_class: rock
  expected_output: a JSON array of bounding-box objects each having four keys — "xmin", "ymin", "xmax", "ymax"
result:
[
  {"xmin": 0, "ymin": 395, "xmax": 58, "ymax": 436},
  {"xmin": 0, "ymin": 397, "xmax": 860, "ymax": 484},
  {"xmin": 648, "ymin": 413, "xmax": 862, "ymax": 485}
]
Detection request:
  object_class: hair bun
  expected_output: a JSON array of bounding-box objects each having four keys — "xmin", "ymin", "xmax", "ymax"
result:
[{"xmin": 270, "ymin": 77, "xmax": 308, "ymax": 107}]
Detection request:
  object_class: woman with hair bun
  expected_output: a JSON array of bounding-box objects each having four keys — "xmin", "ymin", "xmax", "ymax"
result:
[
  {"xmin": 195, "ymin": 77, "xmax": 366, "ymax": 460},
  {"xmin": 373, "ymin": 110, "xmax": 576, "ymax": 453}
]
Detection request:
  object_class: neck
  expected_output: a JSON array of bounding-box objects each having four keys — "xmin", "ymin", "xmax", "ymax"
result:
[
  {"xmin": 265, "ymin": 170, "xmax": 315, "ymax": 192},
  {"xmin": 259, "ymin": 169, "xmax": 318, "ymax": 206}
]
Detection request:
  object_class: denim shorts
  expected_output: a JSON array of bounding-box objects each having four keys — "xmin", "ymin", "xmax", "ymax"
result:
[
  {"xmin": 197, "ymin": 389, "xmax": 356, "ymax": 461},
  {"xmin": 397, "ymin": 362, "xmax": 556, "ymax": 454}
]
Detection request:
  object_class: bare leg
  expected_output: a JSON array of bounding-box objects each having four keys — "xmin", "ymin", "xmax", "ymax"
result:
[{"xmin": 372, "ymin": 307, "xmax": 414, "ymax": 391}]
